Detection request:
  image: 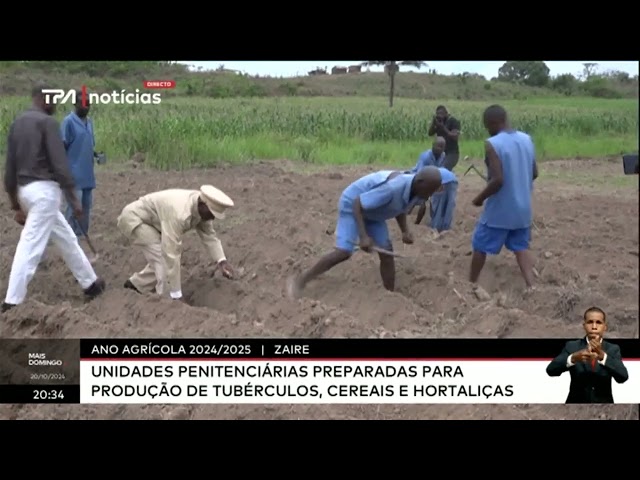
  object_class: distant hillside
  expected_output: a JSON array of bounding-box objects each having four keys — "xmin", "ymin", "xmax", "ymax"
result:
[{"xmin": 0, "ymin": 61, "xmax": 637, "ymax": 101}]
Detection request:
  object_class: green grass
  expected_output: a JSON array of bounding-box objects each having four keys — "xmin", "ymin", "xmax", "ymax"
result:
[{"xmin": 0, "ymin": 96, "xmax": 637, "ymax": 169}]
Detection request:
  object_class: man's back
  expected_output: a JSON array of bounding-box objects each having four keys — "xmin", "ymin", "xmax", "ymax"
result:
[
  {"xmin": 412, "ymin": 150, "xmax": 444, "ymax": 172},
  {"xmin": 4, "ymin": 108, "xmax": 74, "ymax": 192},
  {"xmin": 438, "ymin": 167, "xmax": 458, "ymax": 186},
  {"xmin": 481, "ymin": 130, "xmax": 536, "ymax": 230},
  {"xmin": 340, "ymin": 171, "xmax": 416, "ymax": 222},
  {"xmin": 339, "ymin": 171, "xmax": 396, "ymax": 210},
  {"xmin": 139, "ymin": 188, "xmax": 194, "ymax": 215},
  {"xmin": 139, "ymin": 189, "xmax": 202, "ymax": 228}
]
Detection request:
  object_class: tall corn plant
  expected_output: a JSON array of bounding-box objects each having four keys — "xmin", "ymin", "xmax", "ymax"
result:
[{"xmin": 361, "ymin": 61, "xmax": 427, "ymax": 107}]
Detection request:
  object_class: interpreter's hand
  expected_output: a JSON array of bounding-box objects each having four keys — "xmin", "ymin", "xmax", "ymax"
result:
[
  {"xmin": 471, "ymin": 196, "xmax": 484, "ymax": 207},
  {"xmin": 218, "ymin": 260, "xmax": 234, "ymax": 279},
  {"xmin": 570, "ymin": 349, "xmax": 597, "ymax": 364},
  {"xmin": 402, "ymin": 230, "xmax": 414, "ymax": 244},
  {"xmin": 359, "ymin": 235, "xmax": 374, "ymax": 253},
  {"xmin": 14, "ymin": 209, "xmax": 26, "ymax": 226},
  {"xmin": 589, "ymin": 339, "xmax": 605, "ymax": 361}
]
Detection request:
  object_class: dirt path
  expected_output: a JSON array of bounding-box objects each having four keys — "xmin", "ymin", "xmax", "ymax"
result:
[{"xmin": 1, "ymin": 159, "xmax": 637, "ymax": 420}]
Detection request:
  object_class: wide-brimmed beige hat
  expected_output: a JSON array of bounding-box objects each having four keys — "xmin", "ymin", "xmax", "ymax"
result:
[{"xmin": 199, "ymin": 185, "xmax": 234, "ymax": 219}]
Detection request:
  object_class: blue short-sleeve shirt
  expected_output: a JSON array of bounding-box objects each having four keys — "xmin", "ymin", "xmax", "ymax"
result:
[
  {"xmin": 61, "ymin": 112, "xmax": 96, "ymax": 190},
  {"xmin": 339, "ymin": 171, "xmax": 420, "ymax": 222}
]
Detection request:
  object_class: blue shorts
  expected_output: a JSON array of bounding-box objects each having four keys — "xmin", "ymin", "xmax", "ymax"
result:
[
  {"xmin": 472, "ymin": 222, "xmax": 530, "ymax": 255},
  {"xmin": 335, "ymin": 210, "xmax": 391, "ymax": 254}
]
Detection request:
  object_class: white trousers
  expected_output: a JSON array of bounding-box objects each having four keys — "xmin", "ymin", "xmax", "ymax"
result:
[{"xmin": 4, "ymin": 180, "xmax": 98, "ymax": 305}]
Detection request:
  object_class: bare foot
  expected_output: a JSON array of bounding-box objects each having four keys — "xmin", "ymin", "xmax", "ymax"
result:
[{"xmin": 286, "ymin": 274, "xmax": 303, "ymax": 300}]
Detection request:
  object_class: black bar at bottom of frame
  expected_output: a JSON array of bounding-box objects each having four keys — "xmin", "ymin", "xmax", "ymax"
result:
[{"xmin": 0, "ymin": 385, "xmax": 79, "ymax": 404}]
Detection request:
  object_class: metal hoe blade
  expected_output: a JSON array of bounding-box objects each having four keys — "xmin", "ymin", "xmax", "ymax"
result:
[
  {"xmin": 463, "ymin": 164, "xmax": 487, "ymax": 181},
  {"xmin": 354, "ymin": 245, "xmax": 406, "ymax": 258}
]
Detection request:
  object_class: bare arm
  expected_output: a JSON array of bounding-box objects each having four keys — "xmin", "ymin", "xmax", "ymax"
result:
[
  {"xmin": 531, "ymin": 138, "xmax": 539, "ymax": 181},
  {"xmin": 415, "ymin": 204, "xmax": 426, "ymax": 225},
  {"xmin": 395, "ymin": 213, "xmax": 408, "ymax": 234},
  {"xmin": 352, "ymin": 196, "xmax": 368, "ymax": 239},
  {"xmin": 473, "ymin": 141, "xmax": 503, "ymax": 204},
  {"xmin": 427, "ymin": 116, "xmax": 438, "ymax": 136}
]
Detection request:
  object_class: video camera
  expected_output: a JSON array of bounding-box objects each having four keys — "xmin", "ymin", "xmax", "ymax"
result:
[{"xmin": 623, "ymin": 153, "xmax": 638, "ymax": 175}]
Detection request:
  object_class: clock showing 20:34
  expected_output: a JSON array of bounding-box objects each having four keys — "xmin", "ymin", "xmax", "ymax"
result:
[{"xmin": 33, "ymin": 389, "xmax": 65, "ymax": 401}]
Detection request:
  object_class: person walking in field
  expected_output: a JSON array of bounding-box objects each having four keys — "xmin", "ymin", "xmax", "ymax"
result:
[
  {"xmin": 116, "ymin": 185, "xmax": 236, "ymax": 301},
  {"xmin": 2, "ymin": 85, "xmax": 106, "ymax": 313},
  {"xmin": 61, "ymin": 90, "xmax": 100, "ymax": 237},
  {"xmin": 287, "ymin": 166, "xmax": 445, "ymax": 299},
  {"xmin": 469, "ymin": 104, "xmax": 538, "ymax": 290},
  {"xmin": 428, "ymin": 105, "xmax": 461, "ymax": 171}
]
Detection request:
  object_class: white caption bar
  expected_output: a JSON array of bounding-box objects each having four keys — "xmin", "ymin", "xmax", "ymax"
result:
[{"xmin": 79, "ymin": 360, "xmax": 640, "ymax": 404}]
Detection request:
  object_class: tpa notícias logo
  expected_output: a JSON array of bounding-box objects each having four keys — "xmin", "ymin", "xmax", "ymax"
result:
[{"xmin": 42, "ymin": 86, "xmax": 163, "ymax": 106}]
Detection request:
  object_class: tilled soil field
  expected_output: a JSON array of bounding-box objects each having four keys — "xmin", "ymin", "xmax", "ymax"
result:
[{"xmin": 1, "ymin": 158, "xmax": 638, "ymax": 420}]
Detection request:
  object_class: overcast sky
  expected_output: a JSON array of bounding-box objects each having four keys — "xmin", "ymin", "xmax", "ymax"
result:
[{"xmin": 178, "ymin": 61, "xmax": 638, "ymax": 79}]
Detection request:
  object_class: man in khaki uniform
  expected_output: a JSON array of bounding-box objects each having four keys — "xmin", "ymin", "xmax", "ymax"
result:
[{"xmin": 116, "ymin": 185, "xmax": 235, "ymax": 301}]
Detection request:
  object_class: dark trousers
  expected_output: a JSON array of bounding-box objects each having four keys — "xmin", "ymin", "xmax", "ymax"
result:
[{"xmin": 443, "ymin": 153, "xmax": 460, "ymax": 171}]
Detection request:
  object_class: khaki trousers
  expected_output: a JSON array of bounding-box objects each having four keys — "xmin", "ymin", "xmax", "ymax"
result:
[{"xmin": 128, "ymin": 224, "xmax": 167, "ymax": 296}]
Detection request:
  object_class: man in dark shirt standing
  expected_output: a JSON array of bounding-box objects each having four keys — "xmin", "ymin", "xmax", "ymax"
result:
[
  {"xmin": 1, "ymin": 85, "xmax": 106, "ymax": 313},
  {"xmin": 428, "ymin": 105, "xmax": 461, "ymax": 171}
]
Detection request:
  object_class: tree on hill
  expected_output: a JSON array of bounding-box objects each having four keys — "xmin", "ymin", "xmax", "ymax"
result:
[
  {"xmin": 361, "ymin": 60, "xmax": 427, "ymax": 107},
  {"xmin": 582, "ymin": 62, "xmax": 598, "ymax": 79},
  {"xmin": 497, "ymin": 61, "xmax": 550, "ymax": 87}
]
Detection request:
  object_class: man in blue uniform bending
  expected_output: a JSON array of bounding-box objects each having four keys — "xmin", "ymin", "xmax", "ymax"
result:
[{"xmin": 287, "ymin": 166, "xmax": 444, "ymax": 299}]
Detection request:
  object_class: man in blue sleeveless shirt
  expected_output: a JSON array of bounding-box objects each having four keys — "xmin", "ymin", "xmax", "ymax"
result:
[
  {"xmin": 287, "ymin": 166, "xmax": 444, "ymax": 299},
  {"xmin": 470, "ymin": 105, "xmax": 538, "ymax": 289},
  {"xmin": 61, "ymin": 91, "xmax": 97, "ymax": 237}
]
